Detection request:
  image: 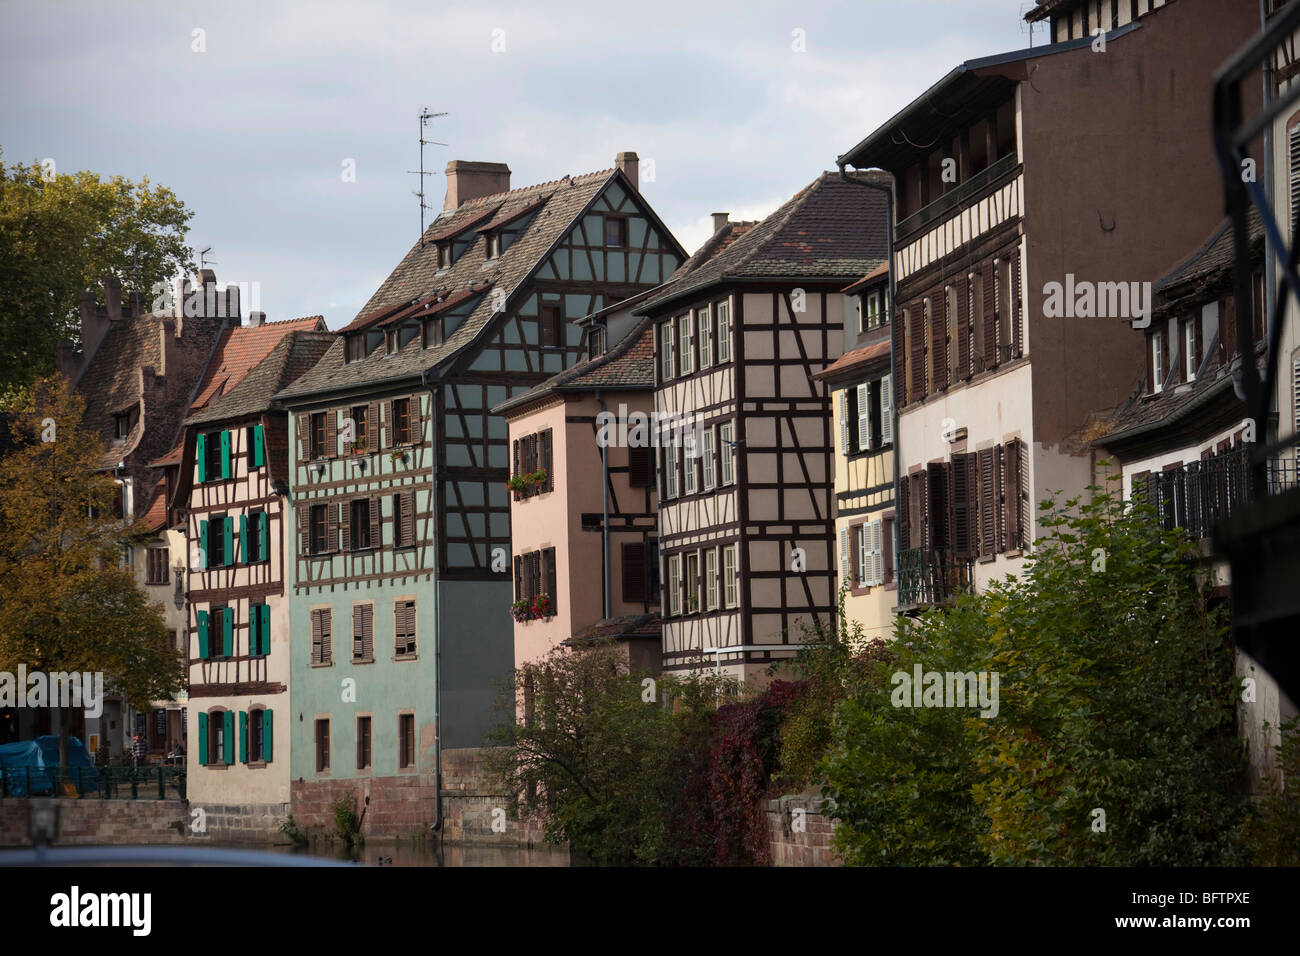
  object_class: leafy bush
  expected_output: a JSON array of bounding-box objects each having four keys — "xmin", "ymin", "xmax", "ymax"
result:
[{"xmin": 1241, "ymin": 718, "xmax": 1300, "ymax": 865}]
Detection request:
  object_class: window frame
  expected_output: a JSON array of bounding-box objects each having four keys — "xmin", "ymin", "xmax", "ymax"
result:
[
  {"xmin": 716, "ymin": 300, "xmax": 731, "ymax": 363},
  {"xmin": 723, "ymin": 545, "xmax": 738, "ymax": 608}
]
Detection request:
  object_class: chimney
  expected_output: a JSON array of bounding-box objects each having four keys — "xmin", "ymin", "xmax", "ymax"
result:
[
  {"xmin": 712, "ymin": 212, "xmax": 730, "ymax": 234},
  {"xmin": 127, "ymin": 291, "xmax": 145, "ymax": 317},
  {"xmin": 103, "ymin": 277, "xmax": 123, "ymax": 321},
  {"xmin": 175, "ymin": 278, "xmax": 193, "ymax": 318},
  {"xmin": 444, "ymin": 161, "xmax": 511, "ymax": 210},
  {"xmin": 616, "ymin": 151, "xmax": 639, "ymax": 191},
  {"xmin": 225, "ymin": 283, "xmax": 242, "ymax": 326},
  {"xmin": 249, "ymin": 311, "xmax": 266, "ymax": 327}
]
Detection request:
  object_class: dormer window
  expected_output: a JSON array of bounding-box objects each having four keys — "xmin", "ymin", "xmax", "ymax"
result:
[
  {"xmin": 485, "ymin": 232, "xmax": 502, "ymax": 260},
  {"xmin": 862, "ymin": 291, "xmax": 882, "ymax": 332},
  {"xmin": 386, "ymin": 329, "xmax": 398, "ymax": 354},
  {"xmin": 366, "ymin": 330, "xmax": 384, "ymax": 354},
  {"xmin": 1151, "ymin": 328, "xmax": 1165, "ymax": 395},
  {"xmin": 112, "ymin": 405, "xmax": 138, "ymax": 442},
  {"xmin": 423, "ymin": 317, "xmax": 442, "ymax": 349},
  {"xmin": 587, "ymin": 325, "xmax": 606, "ymax": 360},
  {"xmin": 436, "ymin": 242, "xmax": 451, "ymax": 270},
  {"xmin": 346, "ymin": 335, "xmax": 365, "ymax": 363}
]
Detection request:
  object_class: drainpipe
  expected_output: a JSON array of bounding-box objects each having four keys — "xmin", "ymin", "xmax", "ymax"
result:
[
  {"xmin": 596, "ymin": 390, "xmax": 611, "ymax": 619},
  {"xmin": 837, "ymin": 162, "xmax": 898, "ymax": 615},
  {"xmin": 1261, "ymin": 0, "xmax": 1277, "ymax": 446},
  {"xmin": 420, "ymin": 371, "xmax": 443, "ymax": 833}
]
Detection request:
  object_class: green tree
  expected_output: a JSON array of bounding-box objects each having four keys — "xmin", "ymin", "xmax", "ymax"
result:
[
  {"xmin": 0, "ymin": 149, "xmax": 194, "ymax": 397},
  {"xmin": 0, "ymin": 376, "xmax": 184, "ymax": 760},
  {"xmin": 822, "ymin": 480, "xmax": 1249, "ymax": 866}
]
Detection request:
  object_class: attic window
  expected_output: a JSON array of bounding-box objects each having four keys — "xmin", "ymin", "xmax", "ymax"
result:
[
  {"xmin": 346, "ymin": 335, "xmax": 365, "ymax": 363},
  {"xmin": 540, "ymin": 304, "xmax": 563, "ymax": 349},
  {"xmin": 366, "ymin": 330, "xmax": 384, "ymax": 355},
  {"xmin": 604, "ymin": 217, "xmax": 627, "ymax": 248},
  {"xmin": 399, "ymin": 322, "xmax": 419, "ymax": 349},
  {"xmin": 423, "ymin": 317, "xmax": 442, "ymax": 349},
  {"xmin": 436, "ymin": 242, "xmax": 451, "ymax": 270},
  {"xmin": 113, "ymin": 407, "xmax": 137, "ymax": 441},
  {"xmin": 485, "ymin": 232, "xmax": 502, "ymax": 260},
  {"xmin": 587, "ymin": 325, "xmax": 606, "ymax": 360}
]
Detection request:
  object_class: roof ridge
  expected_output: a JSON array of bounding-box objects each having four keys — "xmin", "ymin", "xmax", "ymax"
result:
[{"xmin": 451, "ymin": 167, "xmax": 614, "ymax": 209}]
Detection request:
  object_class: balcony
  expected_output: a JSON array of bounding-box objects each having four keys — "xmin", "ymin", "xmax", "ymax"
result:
[
  {"xmin": 895, "ymin": 153, "xmax": 1020, "ymax": 243},
  {"xmin": 897, "ymin": 547, "xmax": 974, "ymax": 612},
  {"xmin": 1137, "ymin": 447, "xmax": 1299, "ymax": 541}
]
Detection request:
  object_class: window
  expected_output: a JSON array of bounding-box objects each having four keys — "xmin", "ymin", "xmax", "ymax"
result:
[
  {"xmin": 701, "ymin": 426, "xmax": 715, "ymax": 490},
  {"xmin": 315, "ymin": 718, "xmax": 330, "ymax": 772},
  {"xmin": 366, "ymin": 329, "xmax": 384, "ymax": 355},
  {"xmin": 436, "ymin": 242, "xmax": 450, "ymax": 270},
  {"xmin": 352, "ymin": 603, "xmax": 374, "ymax": 662},
  {"xmin": 310, "ymin": 608, "xmax": 332, "ymax": 665},
  {"xmin": 1152, "ymin": 329, "xmax": 1165, "ymax": 394},
  {"xmin": 198, "ymin": 429, "xmax": 228, "ymax": 482},
  {"xmin": 392, "ymin": 491, "xmax": 415, "ymax": 548},
  {"xmin": 244, "ymin": 510, "xmax": 267, "ymax": 563},
  {"xmin": 206, "ymin": 710, "xmax": 232, "ymax": 766},
  {"xmin": 661, "ymin": 320, "xmax": 675, "ymax": 381},
  {"xmin": 705, "ymin": 548, "xmax": 718, "ymax": 610},
  {"xmin": 399, "ymin": 713, "xmax": 415, "ymax": 769},
  {"xmin": 1185, "ymin": 316, "xmax": 1200, "ymax": 383},
  {"xmin": 723, "ymin": 545, "xmax": 738, "ymax": 608},
  {"xmin": 621, "ymin": 542, "xmax": 648, "ymax": 603},
  {"xmin": 946, "ymin": 285, "xmax": 960, "ymax": 384},
  {"xmin": 349, "ymin": 405, "xmax": 369, "ymax": 451},
  {"xmin": 685, "ymin": 551, "xmax": 700, "ymax": 614},
  {"xmin": 197, "ymin": 606, "xmax": 232, "ymax": 659},
  {"xmin": 310, "ymin": 413, "xmax": 328, "ymax": 460},
  {"xmin": 698, "ymin": 305, "xmax": 712, "ymax": 368},
  {"xmin": 201, "ymin": 516, "xmax": 230, "ymax": 568},
  {"xmin": 309, "ymin": 504, "xmax": 329, "ymax": 555},
  {"xmin": 663, "ymin": 443, "xmax": 678, "ymax": 499},
  {"xmin": 682, "ymin": 434, "xmax": 697, "ymax": 496},
  {"xmin": 346, "ymin": 335, "xmax": 365, "ymax": 363},
  {"xmin": 862, "ymin": 291, "xmax": 882, "ymax": 331},
  {"xmin": 604, "ymin": 216, "xmax": 627, "ymax": 248},
  {"xmin": 356, "ymin": 716, "xmax": 372, "ymax": 770},
  {"xmin": 511, "ymin": 429, "xmax": 553, "ymax": 497},
  {"xmin": 628, "ymin": 445, "xmax": 653, "ymax": 488},
  {"xmin": 349, "ymin": 498, "xmax": 372, "ymax": 551},
  {"xmin": 716, "ymin": 300, "xmax": 731, "ymax": 363},
  {"xmin": 512, "ymin": 549, "xmax": 558, "ymax": 617},
  {"xmin": 486, "ymin": 232, "xmax": 502, "ymax": 259},
  {"xmin": 667, "ymin": 554, "xmax": 682, "ymax": 616},
  {"xmin": 540, "ymin": 304, "xmax": 563, "ymax": 349},
  {"xmin": 146, "ymin": 547, "xmax": 170, "ymax": 585},
  {"xmin": 247, "ymin": 708, "xmax": 270, "ymax": 763},
  {"xmin": 719, "ymin": 422, "xmax": 735, "ymax": 485},
  {"xmin": 249, "ymin": 603, "xmax": 270, "ymax": 657},
  {"xmin": 395, "ymin": 599, "xmax": 417, "ymax": 657},
  {"xmin": 113, "ymin": 410, "xmax": 132, "ymax": 440},
  {"xmin": 678, "ymin": 314, "xmax": 694, "ymax": 375},
  {"xmin": 856, "ymin": 525, "xmax": 869, "ymax": 587},
  {"xmin": 391, "ymin": 398, "xmax": 412, "ymax": 445},
  {"xmin": 587, "ymin": 325, "xmax": 606, "ymax": 359}
]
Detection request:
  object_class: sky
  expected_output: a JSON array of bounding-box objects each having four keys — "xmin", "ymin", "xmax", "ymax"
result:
[{"xmin": 0, "ymin": 1, "xmax": 1044, "ymax": 328}]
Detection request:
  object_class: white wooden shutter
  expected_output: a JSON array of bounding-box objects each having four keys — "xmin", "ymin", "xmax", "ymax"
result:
[
  {"xmin": 856, "ymin": 525, "xmax": 868, "ymax": 587},
  {"xmin": 1289, "ymin": 124, "xmax": 1300, "ymax": 237},
  {"xmin": 870, "ymin": 519, "xmax": 884, "ymax": 586},
  {"xmin": 880, "ymin": 374, "xmax": 893, "ymax": 446},
  {"xmin": 857, "ymin": 382, "xmax": 870, "ymax": 451},
  {"xmin": 1293, "ymin": 355, "xmax": 1300, "ymax": 462},
  {"xmin": 839, "ymin": 392, "xmax": 849, "ymax": 455},
  {"xmin": 839, "ymin": 527, "xmax": 850, "ymax": 588}
]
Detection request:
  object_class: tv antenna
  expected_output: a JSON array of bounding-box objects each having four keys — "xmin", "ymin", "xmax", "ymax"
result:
[
  {"xmin": 199, "ymin": 247, "xmax": 216, "ymax": 269},
  {"xmin": 409, "ymin": 108, "xmax": 448, "ymax": 244}
]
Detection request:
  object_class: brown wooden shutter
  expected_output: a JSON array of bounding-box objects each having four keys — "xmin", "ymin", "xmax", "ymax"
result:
[
  {"xmin": 994, "ymin": 444, "xmax": 1006, "ymax": 553},
  {"xmin": 311, "ymin": 609, "xmax": 323, "ymax": 664},
  {"xmin": 951, "ymin": 453, "xmax": 971, "ymax": 558},
  {"xmin": 514, "ymin": 556, "xmax": 523, "ymax": 599},
  {"xmin": 353, "ymin": 604, "xmax": 364, "ymax": 659},
  {"xmin": 326, "ymin": 501, "xmax": 339, "ymax": 552},
  {"xmin": 384, "ymin": 400, "xmax": 395, "ymax": 448},
  {"xmin": 540, "ymin": 429, "xmax": 553, "ymax": 491},
  {"xmin": 512, "ymin": 438, "xmax": 520, "ymax": 476},
  {"xmin": 1005, "ymin": 439, "xmax": 1021, "ymax": 550},
  {"xmin": 931, "ymin": 294, "xmax": 948, "ymax": 391},
  {"xmin": 411, "ymin": 394, "xmax": 425, "ymax": 445},
  {"xmin": 296, "ymin": 413, "xmax": 309, "ymax": 464},
  {"xmin": 401, "ymin": 491, "xmax": 415, "ymax": 546},
  {"xmin": 918, "ymin": 469, "xmax": 930, "ymax": 550},
  {"xmin": 622, "ymin": 542, "xmax": 646, "ymax": 603},
  {"xmin": 543, "ymin": 547, "xmax": 557, "ymax": 614},
  {"xmin": 1221, "ymin": 296, "xmax": 1237, "ymax": 362},
  {"xmin": 1011, "ymin": 253, "xmax": 1023, "ymax": 358},
  {"xmin": 965, "ymin": 453, "xmax": 979, "ymax": 557},
  {"xmin": 324, "ymin": 409, "xmax": 337, "ymax": 459},
  {"xmin": 367, "ymin": 401, "xmax": 380, "ymax": 452},
  {"xmin": 908, "ymin": 300, "xmax": 926, "ymax": 402},
  {"xmin": 297, "ymin": 505, "xmax": 309, "ymax": 556},
  {"xmin": 1190, "ymin": 314, "xmax": 1202, "ymax": 375},
  {"xmin": 927, "ymin": 461, "xmax": 947, "ymax": 549},
  {"xmin": 339, "ymin": 499, "xmax": 352, "ymax": 551},
  {"xmin": 363, "ymin": 605, "xmax": 374, "ymax": 660},
  {"xmin": 628, "ymin": 445, "xmax": 651, "ymax": 488},
  {"xmin": 978, "ymin": 448, "xmax": 995, "ymax": 558},
  {"xmin": 892, "ymin": 298, "xmax": 907, "ymax": 407},
  {"xmin": 898, "ymin": 476, "xmax": 910, "ymax": 554},
  {"xmin": 370, "ymin": 495, "xmax": 381, "ymax": 549},
  {"xmin": 957, "ymin": 275, "xmax": 971, "ymax": 380},
  {"xmin": 982, "ymin": 262, "xmax": 998, "ymax": 369}
]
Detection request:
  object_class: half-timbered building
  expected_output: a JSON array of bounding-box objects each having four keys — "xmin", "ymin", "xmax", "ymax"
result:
[
  {"xmin": 176, "ymin": 327, "xmax": 334, "ymax": 817},
  {"xmin": 811, "ymin": 263, "xmax": 896, "ymax": 641},
  {"xmin": 836, "ymin": 0, "xmax": 1261, "ymax": 611},
  {"xmin": 638, "ymin": 178, "xmax": 890, "ymax": 680},
  {"xmin": 274, "ymin": 154, "xmax": 685, "ymax": 832}
]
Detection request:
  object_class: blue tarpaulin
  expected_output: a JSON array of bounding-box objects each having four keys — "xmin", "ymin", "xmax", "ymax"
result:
[
  {"xmin": 35, "ymin": 735, "xmax": 100, "ymax": 792},
  {"xmin": 0, "ymin": 741, "xmax": 53, "ymax": 796}
]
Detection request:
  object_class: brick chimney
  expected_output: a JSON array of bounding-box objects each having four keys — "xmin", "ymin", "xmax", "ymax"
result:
[
  {"xmin": 712, "ymin": 212, "xmax": 730, "ymax": 233},
  {"xmin": 103, "ymin": 277, "xmax": 124, "ymax": 321},
  {"xmin": 444, "ymin": 161, "xmax": 511, "ymax": 209},
  {"xmin": 616, "ymin": 151, "xmax": 639, "ymax": 191}
]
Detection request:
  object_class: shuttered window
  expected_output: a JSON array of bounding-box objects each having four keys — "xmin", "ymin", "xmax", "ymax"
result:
[
  {"xmin": 839, "ymin": 391, "xmax": 850, "ymax": 455},
  {"xmin": 661, "ymin": 321, "xmax": 675, "ymax": 381},
  {"xmin": 398, "ymin": 714, "xmax": 415, "ymax": 769},
  {"xmin": 880, "ymin": 374, "xmax": 893, "ymax": 446},
  {"xmin": 952, "ymin": 453, "xmax": 975, "ymax": 559},
  {"xmin": 684, "ymin": 551, "xmax": 700, "ymax": 614},
  {"xmin": 723, "ymin": 545, "xmax": 738, "ymax": 608},
  {"xmin": 679, "ymin": 313, "xmax": 694, "ymax": 375},
  {"xmin": 978, "ymin": 448, "xmax": 995, "ymax": 558},
  {"xmin": 393, "ymin": 491, "xmax": 415, "ymax": 547},
  {"xmin": 716, "ymin": 300, "xmax": 731, "ymax": 364},
  {"xmin": 311, "ymin": 608, "xmax": 332, "ymax": 665},
  {"xmin": 857, "ymin": 382, "xmax": 871, "ymax": 451},
  {"xmin": 622, "ymin": 541, "xmax": 647, "ymax": 604},
  {"xmin": 628, "ymin": 444, "xmax": 653, "ymax": 488},
  {"xmin": 698, "ymin": 305, "xmax": 712, "ymax": 368},
  {"xmin": 720, "ymin": 422, "xmax": 735, "ymax": 485},
  {"xmin": 146, "ymin": 547, "xmax": 170, "ymax": 584},
  {"xmin": 542, "ymin": 547, "xmax": 557, "ymax": 616},
  {"xmin": 705, "ymin": 548, "xmax": 718, "ymax": 610},
  {"xmin": 667, "ymin": 554, "xmax": 682, "ymax": 616},
  {"xmin": 701, "ymin": 427, "xmax": 715, "ymax": 490},
  {"xmin": 356, "ymin": 716, "xmax": 372, "ymax": 770},
  {"xmin": 394, "ymin": 599, "xmax": 417, "ymax": 657},
  {"xmin": 839, "ymin": 527, "xmax": 851, "ymax": 588},
  {"xmin": 315, "ymin": 719, "xmax": 330, "ymax": 772},
  {"xmin": 352, "ymin": 603, "xmax": 374, "ymax": 662},
  {"xmin": 664, "ymin": 444, "xmax": 678, "ymax": 499}
]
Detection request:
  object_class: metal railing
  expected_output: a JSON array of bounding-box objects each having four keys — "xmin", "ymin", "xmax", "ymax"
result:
[
  {"xmin": 0, "ymin": 765, "xmax": 186, "ymax": 800},
  {"xmin": 895, "ymin": 153, "xmax": 1020, "ymax": 240},
  {"xmin": 1137, "ymin": 448, "xmax": 1299, "ymax": 541},
  {"xmin": 897, "ymin": 547, "xmax": 974, "ymax": 610}
]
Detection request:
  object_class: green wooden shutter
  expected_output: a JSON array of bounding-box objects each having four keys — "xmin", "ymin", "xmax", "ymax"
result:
[
  {"xmin": 220, "ymin": 429, "xmax": 231, "ymax": 479},
  {"xmin": 224, "ymin": 517, "xmax": 234, "ymax": 568},
  {"xmin": 239, "ymin": 514, "xmax": 248, "ymax": 563},
  {"xmin": 252, "ymin": 424, "xmax": 265, "ymax": 468},
  {"xmin": 263, "ymin": 709, "xmax": 273, "ymax": 762},
  {"xmin": 199, "ymin": 520, "xmax": 209, "ymax": 570},
  {"xmin": 197, "ymin": 712, "xmax": 208, "ymax": 765},
  {"xmin": 197, "ymin": 610, "xmax": 210, "ymax": 659},
  {"xmin": 196, "ymin": 433, "xmax": 207, "ymax": 483},
  {"xmin": 223, "ymin": 710, "xmax": 235, "ymax": 764},
  {"xmin": 239, "ymin": 710, "xmax": 248, "ymax": 764},
  {"xmin": 259, "ymin": 511, "xmax": 269, "ymax": 561},
  {"xmin": 249, "ymin": 605, "xmax": 260, "ymax": 656},
  {"xmin": 222, "ymin": 607, "xmax": 233, "ymax": 657},
  {"xmin": 261, "ymin": 604, "xmax": 271, "ymax": 655}
]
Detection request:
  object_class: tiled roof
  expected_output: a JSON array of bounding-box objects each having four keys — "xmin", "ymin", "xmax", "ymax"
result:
[
  {"xmin": 635, "ymin": 171, "xmax": 890, "ymax": 314},
  {"xmin": 1155, "ymin": 206, "xmax": 1264, "ymax": 303},
  {"xmin": 843, "ymin": 261, "xmax": 889, "ymax": 294},
  {"xmin": 187, "ymin": 316, "xmax": 326, "ymax": 415},
  {"xmin": 563, "ymin": 613, "xmax": 662, "ymax": 646},
  {"xmin": 277, "ymin": 168, "xmax": 630, "ymax": 403},
  {"xmin": 139, "ymin": 478, "xmax": 170, "ymax": 533},
  {"xmin": 492, "ymin": 318, "xmax": 655, "ymax": 416},
  {"xmin": 187, "ymin": 331, "xmax": 337, "ymax": 427},
  {"xmin": 811, "ymin": 339, "xmax": 890, "ymax": 381}
]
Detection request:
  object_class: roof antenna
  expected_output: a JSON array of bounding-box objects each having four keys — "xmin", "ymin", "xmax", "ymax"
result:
[
  {"xmin": 199, "ymin": 247, "xmax": 216, "ymax": 270},
  {"xmin": 409, "ymin": 108, "xmax": 448, "ymax": 246}
]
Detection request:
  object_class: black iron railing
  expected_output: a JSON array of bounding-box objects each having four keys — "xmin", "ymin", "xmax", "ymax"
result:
[
  {"xmin": 0, "ymin": 765, "xmax": 186, "ymax": 800},
  {"xmin": 897, "ymin": 547, "xmax": 974, "ymax": 610},
  {"xmin": 895, "ymin": 153, "xmax": 1020, "ymax": 241},
  {"xmin": 1136, "ymin": 448, "xmax": 1298, "ymax": 541}
]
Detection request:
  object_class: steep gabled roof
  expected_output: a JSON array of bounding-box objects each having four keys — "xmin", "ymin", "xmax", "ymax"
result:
[
  {"xmin": 187, "ymin": 316, "xmax": 326, "ymax": 415},
  {"xmin": 187, "ymin": 331, "xmax": 337, "ymax": 427},
  {"xmin": 278, "ymin": 166, "xmax": 682, "ymax": 404},
  {"xmin": 634, "ymin": 171, "xmax": 890, "ymax": 315}
]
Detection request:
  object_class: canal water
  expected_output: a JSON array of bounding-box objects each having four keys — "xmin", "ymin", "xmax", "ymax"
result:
[{"xmin": 260, "ymin": 840, "xmax": 571, "ymax": 866}]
